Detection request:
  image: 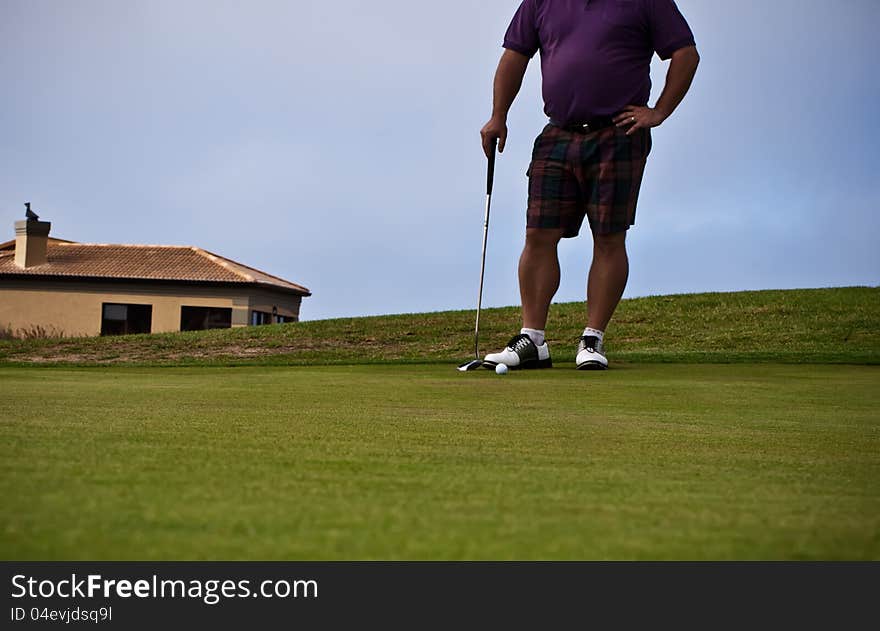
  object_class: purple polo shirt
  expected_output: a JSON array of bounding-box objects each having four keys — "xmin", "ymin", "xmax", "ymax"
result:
[{"xmin": 504, "ymin": 0, "xmax": 696, "ymax": 124}]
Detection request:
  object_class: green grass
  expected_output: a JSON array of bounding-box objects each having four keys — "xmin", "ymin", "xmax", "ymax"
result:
[
  {"xmin": 1, "ymin": 363, "xmax": 878, "ymax": 560},
  {"xmin": 1, "ymin": 287, "xmax": 878, "ymax": 366},
  {"xmin": 2, "ymin": 286, "xmax": 878, "ymax": 559}
]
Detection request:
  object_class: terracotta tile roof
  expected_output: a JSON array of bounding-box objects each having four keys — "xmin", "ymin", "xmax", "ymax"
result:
[
  {"xmin": 0, "ymin": 242, "xmax": 310, "ymax": 296},
  {"xmin": 0, "ymin": 236, "xmax": 75, "ymax": 250}
]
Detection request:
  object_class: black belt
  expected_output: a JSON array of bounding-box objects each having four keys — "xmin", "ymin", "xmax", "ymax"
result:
[{"xmin": 549, "ymin": 116, "xmax": 617, "ymax": 133}]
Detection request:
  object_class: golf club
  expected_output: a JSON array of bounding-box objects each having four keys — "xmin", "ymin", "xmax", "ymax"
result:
[{"xmin": 457, "ymin": 140, "xmax": 496, "ymax": 371}]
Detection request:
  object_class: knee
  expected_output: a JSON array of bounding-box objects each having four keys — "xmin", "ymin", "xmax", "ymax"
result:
[
  {"xmin": 593, "ymin": 230, "xmax": 627, "ymax": 257},
  {"xmin": 525, "ymin": 228, "xmax": 564, "ymax": 251}
]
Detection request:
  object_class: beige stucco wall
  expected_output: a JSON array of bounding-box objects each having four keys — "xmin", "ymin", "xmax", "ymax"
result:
[{"xmin": 0, "ymin": 279, "xmax": 303, "ymax": 337}]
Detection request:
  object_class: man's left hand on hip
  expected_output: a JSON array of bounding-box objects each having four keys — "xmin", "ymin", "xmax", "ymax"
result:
[{"xmin": 614, "ymin": 106, "xmax": 668, "ymax": 135}]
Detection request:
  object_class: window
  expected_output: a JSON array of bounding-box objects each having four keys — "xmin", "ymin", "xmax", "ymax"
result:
[
  {"xmin": 180, "ymin": 306, "xmax": 232, "ymax": 331},
  {"xmin": 251, "ymin": 311, "xmax": 272, "ymax": 326},
  {"xmin": 250, "ymin": 311, "xmax": 295, "ymax": 325},
  {"xmin": 101, "ymin": 303, "xmax": 152, "ymax": 336}
]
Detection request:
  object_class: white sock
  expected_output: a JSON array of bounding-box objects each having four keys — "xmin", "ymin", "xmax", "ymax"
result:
[
  {"xmin": 521, "ymin": 328, "xmax": 545, "ymax": 346},
  {"xmin": 582, "ymin": 327, "xmax": 604, "ymax": 342}
]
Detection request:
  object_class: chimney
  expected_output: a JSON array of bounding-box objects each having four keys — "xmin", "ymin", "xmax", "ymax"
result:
[{"xmin": 15, "ymin": 218, "xmax": 52, "ymax": 268}]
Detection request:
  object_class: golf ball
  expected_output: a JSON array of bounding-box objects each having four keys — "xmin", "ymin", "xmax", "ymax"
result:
[{"xmin": 495, "ymin": 363, "xmax": 509, "ymax": 375}]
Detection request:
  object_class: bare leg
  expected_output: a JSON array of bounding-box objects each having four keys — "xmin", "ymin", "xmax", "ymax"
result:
[
  {"xmin": 519, "ymin": 227, "xmax": 565, "ymax": 330},
  {"xmin": 586, "ymin": 230, "xmax": 628, "ymax": 331}
]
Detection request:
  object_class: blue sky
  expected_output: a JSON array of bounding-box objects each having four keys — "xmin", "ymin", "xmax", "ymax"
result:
[{"xmin": 2, "ymin": 0, "xmax": 877, "ymax": 321}]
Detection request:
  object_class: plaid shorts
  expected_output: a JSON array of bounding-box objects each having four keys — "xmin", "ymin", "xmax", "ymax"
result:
[{"xmin": 526, "ymin": 122, "xmax": 652, "ymax": 237}]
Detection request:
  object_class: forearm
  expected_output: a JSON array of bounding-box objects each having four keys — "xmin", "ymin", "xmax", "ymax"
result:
[
  {"xmin": 491, "ymin": 49, "xmax": 530, "ymax": 120},
  {"xmin": 654, "ymin": 46, "xmax": 700, "ymax": 120}
]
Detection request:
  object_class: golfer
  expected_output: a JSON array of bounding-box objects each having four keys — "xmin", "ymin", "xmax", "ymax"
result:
[{"xmin": 481, "ymin": 0, "xmax": 699, "ymax": 370}]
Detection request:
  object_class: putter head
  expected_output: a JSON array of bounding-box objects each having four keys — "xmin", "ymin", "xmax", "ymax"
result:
[{"xmin": 457, "ymin": 359, "xmax": 484, "ymax": 372}]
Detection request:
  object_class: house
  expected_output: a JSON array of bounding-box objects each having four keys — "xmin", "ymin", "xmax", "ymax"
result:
[{"xmin": 0, "ymin": 214, "xmax": 311, "ymax": 337}]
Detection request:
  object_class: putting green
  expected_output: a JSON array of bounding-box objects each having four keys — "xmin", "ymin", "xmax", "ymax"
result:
[{"xmin": 1, "ymin": 364, "xmax": 877, "ymax": 560}]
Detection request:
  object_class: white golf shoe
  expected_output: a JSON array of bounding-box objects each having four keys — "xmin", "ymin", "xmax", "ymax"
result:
[
  {"xmin": 483, "ymin": 334, "xmax": 552, "ymax": 370},
  {"xmin": 575, "ymin": 335, "xmax": 608, "ymax": 370}
]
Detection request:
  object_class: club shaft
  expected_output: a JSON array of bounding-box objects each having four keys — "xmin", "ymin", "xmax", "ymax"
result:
[
  {"xmin": 469, "ymin": 141, "xmax": 496, "ymax": 363},
  {"xmin": 473, "ymin": 191, "xmax": 491, "ymax": 359}
]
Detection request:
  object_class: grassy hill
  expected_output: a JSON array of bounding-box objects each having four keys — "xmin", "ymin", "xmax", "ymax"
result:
[
  {"xmin": 1, "ymin": 286, "xmax": 877, "ymax": 366},
  {"xmin": 2, "ymin": 286, "xmax": 878, "ymax": 560}
]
